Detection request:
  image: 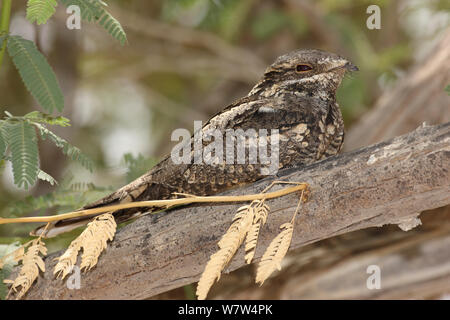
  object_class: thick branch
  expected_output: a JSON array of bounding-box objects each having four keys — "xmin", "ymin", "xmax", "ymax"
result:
[{"xmin": 24, "ymin": 122, "xmax": 450, "ymax": 299}]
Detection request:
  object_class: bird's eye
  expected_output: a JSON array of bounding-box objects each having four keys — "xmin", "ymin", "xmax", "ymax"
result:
[{"xmin": 296, "ymin": 64, "xmax": 313, "ymax": 72}]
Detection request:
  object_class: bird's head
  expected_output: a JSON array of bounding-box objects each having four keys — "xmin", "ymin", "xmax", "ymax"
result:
[{"xmin": 250, "ymin": 49, "xmax": 358, "ymax": 98}]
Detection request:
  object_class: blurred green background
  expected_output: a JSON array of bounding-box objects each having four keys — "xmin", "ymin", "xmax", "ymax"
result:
[{"xmin": 0, "ymin": 0, "xmax": 449, "ymax": 298}]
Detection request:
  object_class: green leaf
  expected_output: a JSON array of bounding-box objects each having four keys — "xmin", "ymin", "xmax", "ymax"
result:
[
  {"xmin": 445, "ymin": 84, "xmax": 450, "ymax": 96},
  {"xmin": 59, "ymin": 0, "xmax": 127, "ymax": 45},
  {"xmin": 7, "ymin": 121, "xmax": 40, "ymax": 189},
  {"xmin": 26, "ymin": 0, "xmax": 58, "ymax": 25},
  {"xmin": 34, "ymin": 123, "xmax": 94, "ymax": 172},
  {"xmin": 37, "ymin": 169, "xmax": 57, "ymax": 186},
  {"xmin": 59, "ymin": 0, "xmax": 103, "ymax": 22},
  {"xmin": 24, "ymin": 111, "xmax": 71, "ymax": 127},
  {"xmin": 0, "ymin": 120, "xmax": 7, "ymax": 159},
  {"xmin": 97, "ymin": 8, "xmax": 127, "ymax": 45},
  {"xmin": 7, "ymin": 35, "xmax": 64, "ymax": 113}
]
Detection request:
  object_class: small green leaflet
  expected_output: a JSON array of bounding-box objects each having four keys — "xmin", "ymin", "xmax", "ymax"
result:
[
  {"xmin": 7, "ymin": 35, "xmax": 64, "ymax": 114},
  {"xmin": 34, "ymin": 123, "xmax": 94, "ymax": 172},
  {"xmin": 59, "ymin": 0, "xmax": 127, "ymax": 45},
  {"xmin": 445, "ymin": 84, "xmax": 450, "ymax": 96},
  {"xmin": 24, "ymin": 111, "xmax": 71, "ymax": 127},
  {"xmin": 7, "ymin": 121, "xmax": 40, "ymax": 189},
  {"xmin": 26, "ymin": 0, "xmax": 58, "ymax": 25},
  {"xmin": 0, "ymin": 121, "xmax": 7, "ymax": 158},
  {"xmin": 97, "ymin": 8, "xmax": 127, "ymax": 46},
  {"xmin": 59, "ymin": 0, "xmax": 103, "ymax": 22}
]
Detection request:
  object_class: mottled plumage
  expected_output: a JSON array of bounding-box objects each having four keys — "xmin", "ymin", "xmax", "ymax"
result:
[{"xmin": 35, "ymin": 49, "xmax": 357, "ymax": 237}]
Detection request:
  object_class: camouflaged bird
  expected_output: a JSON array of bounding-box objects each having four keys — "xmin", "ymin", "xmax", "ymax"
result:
[{"xmin": 34, "ymin": 49, "xmax": 358, "ymax": 237}]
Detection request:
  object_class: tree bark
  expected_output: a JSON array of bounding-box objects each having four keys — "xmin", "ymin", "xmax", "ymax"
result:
[{"xmin": 23, "ymin": 122, "xmax": 450, "ymax": 299}]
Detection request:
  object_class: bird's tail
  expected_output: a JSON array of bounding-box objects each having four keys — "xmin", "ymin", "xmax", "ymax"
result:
[
  {"xmin": 31, "ymin": 214, "xmax": 99, "ymax": 238},
  {"xmin": 30, "ymin": 174, "xmax": 158, "ymax": 238}
]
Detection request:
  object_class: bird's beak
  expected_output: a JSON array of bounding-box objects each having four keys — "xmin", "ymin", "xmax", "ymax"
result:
[
  {"xmin": 327, "ymin": 61, "xmax": 359, "ymax": 73},
  {"xmin": 344, "ymin": 62, "xmax": 359, "ymax": 72}
]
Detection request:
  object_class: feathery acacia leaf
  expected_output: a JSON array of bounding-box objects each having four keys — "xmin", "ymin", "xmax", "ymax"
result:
[
  {"xmin": 0, "ymin": 120, "xmax": 7, "ymax": 158},
  {"xmin": 24, "ymin": 111, "xmax": 70, "ymax": 127},
  {"xmin": 7, "ymin": 121, "xmax": 39, "ymax": 189},
  {"xmin": 1, "ymin": 112, "xmax": 90, "ymax": 188},
  {"xmin": 7, "ymin": 36, "xmax": 64, "ymax": 113},
  {"xmin": 26, "ymin": 0, "xmax": 58, "ymax": 25},
  {"xmin": 59, "ymin": 0, "xmax": 127, "ymax": 45},
  {"xmin": 59, "ymin": 0, "xmax": 102, "ymax": 22},
  {"xmin": 34, "ymin": 123, "xmax": 93, "ymax": 172},
  {"xmin": 97, "ymin": 9, "xmax": 127, "ymax": 45}
]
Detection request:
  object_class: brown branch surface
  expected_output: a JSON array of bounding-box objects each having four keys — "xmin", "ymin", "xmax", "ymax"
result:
[{"xmin": 23, "ymin": 122, "xmax": 450, "ymax": 299}]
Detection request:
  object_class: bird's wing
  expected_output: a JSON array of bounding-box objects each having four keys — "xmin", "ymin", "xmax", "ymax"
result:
[
  {"xmin": 31, "ymin": 96, "xmax": 264, "ymax": 237},
  {"xmin": 32, "ymin": 95, "xmax": 326, "ymax": 237}
]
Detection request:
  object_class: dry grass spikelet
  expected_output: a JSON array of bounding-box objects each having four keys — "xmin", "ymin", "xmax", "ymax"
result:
[
  {"xmin": 255, "ymin": 190, "xmax": 305, "ymax": 285},
  {"xmin": 244, "ymin": 201, "xmax": 269, "ymax": 264},
  {"xmin": 80, "ymin": 213, "xmax": 116, "ymax": 271},
  {"xmin": 54, "ymin": 212, "xmax": 116, "ymax": 277},
  {"xmin": 196, "ymin": 202, "xmax": 258, "ymax": 300},
  {"xmin": 255, "ymin": 222, "xmax": 293, "ymax": 285},
  {"xmin": 53, "ymin": 238, "xmax": 82, "ymax": 279},
  {"xmin": 5, "ymin": 239, "xmax": 47, "ymax": 299}
]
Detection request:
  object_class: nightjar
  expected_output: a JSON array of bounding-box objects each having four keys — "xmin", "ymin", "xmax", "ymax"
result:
[{"xmin": 34, "ymin": 49, "xmax": 358, "ymax": 237}]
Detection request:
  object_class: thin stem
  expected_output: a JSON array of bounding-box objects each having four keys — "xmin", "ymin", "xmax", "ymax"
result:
[
  {"xmin": 0, "ymin": 183, "xmax": 309, "ymax": 225},
  {"xmin": 0, "ymin": 0, "xmax": 12, "ymax": 71},
  {"xmin": 290, "ymin": 190, "xmax": 305, "ymax": 224}
]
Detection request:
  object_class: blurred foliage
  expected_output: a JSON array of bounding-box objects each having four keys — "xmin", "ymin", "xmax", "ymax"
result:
[
  {"xmin": 251, "ymin": 9, "xmax": 291, "ymax": 40},
  {"xmin": 0, "ymin": 0, "xmax": 448, "ymax": 258},
  {"xmin": 0, "ymin": 111, "xmax": 92, "ymax": 189},
  {"xmin": 6, "ymin": 173, "xmax": 111, "ymax": 218},
  {"xmin": 0, "ymin": 241, "xmax": 21, "ymax": 298},
  {"xmin": 122, "ymin": 153, "xmax": 158, "ymax": 183}
]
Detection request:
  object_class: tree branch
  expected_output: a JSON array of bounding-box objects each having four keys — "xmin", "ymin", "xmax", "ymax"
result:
[{"xmin": 23, "ymin": 122, "xmax": 450, "ymax": 299}]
